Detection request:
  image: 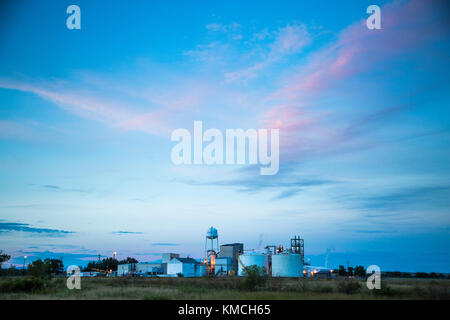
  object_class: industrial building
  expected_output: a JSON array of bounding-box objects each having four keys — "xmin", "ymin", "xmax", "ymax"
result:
[
  {"xmin": 117, "ymin": 262, "xmax": 165, "ymax": 276},
  {"xmin": 117, "ymin": 254, "xmax": 205, "ymax": 277},
  {"xmin": 167, "ymin": 257, "xmax": 206, "ymax": 277},
  {"xmin": 217, "ymin": 243, "xmax": 243, "ymax": 275},
  {"xmin": 114, "ymin": 227, "xmax": 328, "ymax": 278},
  {"xmin": 236, "ymin": 236, "xmax": 305, "ymax": 277}
]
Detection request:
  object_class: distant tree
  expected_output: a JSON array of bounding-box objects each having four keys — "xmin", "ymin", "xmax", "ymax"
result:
[
  {"xmin": 84, "ymin": 257, "xmax": 121, "ymax": 272},
  {"xmin": 28, "ymin": 259, "xmax": 51, "ymax": 279},
  {"xmin": 0, "ymin": 251, "xmax": 11, "ymax": 269},
  {"xmin": 118, "ymin": 257, "xmax": 138, "ymax": 265},
  {"xmin": 338, "ymin": 265, "xmax": 347, "ymax": 276},
  {"xmin": 415, "ymin": 272, "xmax": 428, "ymax": 279},
  {"xmin": 347, "ymin": 266, "xmax": 354, "ymax": 276},
  {"xmin": 0, "ymin": 265, "xmax": 22, "ymax": 276},
  {"xmin": 354, "ymin": 265, "xmax": 366, "ymax": 277},
  {"xmin": 392, "ymin": 271, "xmax": 402, "ymax": 277},
  {"xmin": 103, "ymin": 257, "xmax": 119, "ymax": 272},
  {"xmin": 44, "ymin": 258, "xmax": 64, "ymax": 274}
]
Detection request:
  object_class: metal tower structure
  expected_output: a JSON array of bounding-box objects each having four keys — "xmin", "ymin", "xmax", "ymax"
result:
[
  {"xmin": 205, "ymin": 226, "xmax": 219, "ymax": 274},
  {"xmin": 290, "ymin": 235, "xmax": 304, "ymax": 264}
]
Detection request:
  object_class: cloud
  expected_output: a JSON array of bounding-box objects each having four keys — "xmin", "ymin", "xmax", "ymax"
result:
[
  {"xmin": 183, "ymin": 165, "xmax": 335, "ymax": 200},
  {"xmin": 270, "ymin": 24, "xmax": 310, "ymax": 56},
  {"xmin": 42, "ymin": 185, "xmax": 60, "ymax": 190},
  {"xmin": 273, "ymin": 0, "xmax": 449, "ymax": 99},
  {"xmin": 151, "ymin": 243, "xmax": 180, "ymax": 246},
  {"xmin": 206, "ymin": 22, "xmax": 241, "ymax": 33},
  {"xmin": 0, "ymin": 74, "xmax": 203, "ymax": 137},
  {"xmin": 40, "ymin": 184, "xmax": 90, "ymax": 193},
  {"xmin": 357, "ymin": 185, "xmax": 450, "ymax": 211},
  {"xmin": 261, "ymin": 0, "xmax": 450, "ymax": 160},
  {"xmin": 272, "ymin": 189, "xmax": 302, "ymax": 200},
  {"xmin": 0, "ymin": 222, "xmax": 73, "ymax": 236},
  {"xmin": 112, "ymin": 231, "xmax": 144, "ymax": 235},
  {"xmin": 225, "ymin": 24, "xmax": 311, "ymax": 83},
  {"xmin": 183, "ymin": 41, "xmax": 230, "ymax": 63}
]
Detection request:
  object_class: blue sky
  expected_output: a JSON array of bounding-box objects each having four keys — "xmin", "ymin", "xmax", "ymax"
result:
[{"xmin": 0, "ymin": 0, "xmax": 449, "ymax": 272}]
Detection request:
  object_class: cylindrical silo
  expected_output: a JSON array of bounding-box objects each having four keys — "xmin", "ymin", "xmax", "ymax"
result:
[
  {"xmin": 271, "ymin": 253, "xmax": 303, "ymax": 277},
  {"xmin": 238, "ymin": 253, "xmax": 270, "ymax": 276},
  {"xmin": 196, "ymin": 264, "xmax": 207, "ymax": 277}
]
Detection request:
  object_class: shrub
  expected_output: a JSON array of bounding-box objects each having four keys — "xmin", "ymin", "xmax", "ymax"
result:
[
  {"xmin": 412, "ymin": 282, "xmax": 450, "ymax": 300},
  {"xmin": 371, "ymin": 283, "xmax": 397, "ymax": 297},
  {"xmin": 241, "ymin": 265, "xmax": 268, "ymax": 291},
  {"xmin": 0, "ymin": 277, "xmax": 46, "ymax": 293},
  {"xmin": 266, "ymin": 277, "xmax": 282, "ymax": 291},
  {"xmin": 27, "ymin": 259, "xmax": 52, "ymax": 279},
  {"xmin": 313, "ymin": 285, "xmax": 334, "ymax": 293},
  {"xmin": 336, "ymin": 279, "xmax": 361, "ymax": 294}
]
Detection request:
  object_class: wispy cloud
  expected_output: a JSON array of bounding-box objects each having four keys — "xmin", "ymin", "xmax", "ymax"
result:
[
  {"xmin": 261, "ymin": 0, "xmax": 450, "ymax": 160},
  {"xmin": 151, "ymin": 243, "xmax": 180, "ymax": 246},
  {"xmin": 112, "ymin": 231, "xmax": 144, "ymax": 235},
  {"xmin": 0, "ymin": 75, "xmax": 203, "ymax": 137},
  {"xmin": 206, "ymin": 22, "xmax": 241, "ymax": 33},
  {"xmin": 42, "ymin": 185, "xmax": 60, "ymax": 190},
  {"xmin": 225, "ymin": 24, "xmax": 311, "ymax": 83},
  {"xmin": 183, "ymin": 165, "xmax": 335, "ymax": 200},
  {"xmin": 40, "ymin": 184, "xmax": 91, "ymax": 193},
  {"xmin": 357, "ymin": 185, "xmax": 450, "ymax": 211},
  {"xmin": 0, "ymin": 222, "xmax": 73, "ymax": 237}
]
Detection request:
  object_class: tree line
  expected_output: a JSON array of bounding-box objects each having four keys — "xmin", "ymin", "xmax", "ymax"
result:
[
  {"xmin": 0, "ymin": 250, "xmax": 139, "ymax": 277},
  {"xmin": 83, "ymin": 257, "xmax": 138, "ymax": 272}
]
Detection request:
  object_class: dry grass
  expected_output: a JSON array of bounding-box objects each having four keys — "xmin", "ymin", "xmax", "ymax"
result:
[{"xmin": 0, "ymin": 276, "xmax": 448, "ymax": 300}]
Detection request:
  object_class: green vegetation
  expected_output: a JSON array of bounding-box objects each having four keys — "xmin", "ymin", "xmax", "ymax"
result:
[
  {"xmin": 241, "ymin": 265, "xmax": 268, "ymax": 290},
  {"xmin": 336, "ymin": 279, "xmax": 362, "ymax": 294},
  {"xmin": 84, "ymin": 257, "xmax": 138, "ymax": 272},
  {"xmin": 0, "ymin": 251, "xmax": 11, "ymax": 269},
  {"xmin": 0, "ymin": 276, "xmax": 448, "ymax": 300},
  {"xmin": 0, "ymin": 250, "xmax": 448, "ymax": 300},
  {"xmin": 27, "ymin": 258, "xmax": 65, "ymax": 279}
]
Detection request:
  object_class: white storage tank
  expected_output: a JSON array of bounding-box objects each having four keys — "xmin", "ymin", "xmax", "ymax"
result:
[
  {"xmin": 238, "ymin": 253, "xmax": 270, "ymax": 276},
  {"xmin": 272, "ymin": 253, "xmax": 303, "ymax": 277}
]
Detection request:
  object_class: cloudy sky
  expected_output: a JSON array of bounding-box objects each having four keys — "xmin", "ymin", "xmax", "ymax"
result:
[{"xmin": 0, "ymin": 0, "xmax": 449, "ymax": 272}]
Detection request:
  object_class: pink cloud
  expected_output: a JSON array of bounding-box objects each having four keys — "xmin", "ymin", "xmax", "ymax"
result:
[
  {"xmin": 0, "ymin": 78, "xmax": 182, "ymax": 136},
  {"xmin": 272, "ymin": 0, "xmax": 448, "ymax": 100},
  {"xmin": 262, "ymin": 0, "xmax": 449, "ymax": 160}
]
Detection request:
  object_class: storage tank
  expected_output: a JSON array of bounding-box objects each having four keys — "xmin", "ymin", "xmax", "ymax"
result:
[
  {"xmin": 272, "ymin": 253, "xmax": 303, "ymax": 277},
  {"xmin": 238, "ymin": 253, "xmax": 270, "ymax": 276},
  {"xmin": 206, "ymin": 227, "xmax": 218, "ymax": 239},
  {"xmin": 196, "ymin": 264, "xmax": 207, "ymax": 277}
]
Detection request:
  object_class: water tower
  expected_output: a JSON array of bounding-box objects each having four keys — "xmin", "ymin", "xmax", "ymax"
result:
[
  {"xmin": 205, "ymin": 226, "xmax": 219, "ymax": 274},
  {"xmin": 205, "ymin": 226, "xmax": 219, "ymax": 255}
]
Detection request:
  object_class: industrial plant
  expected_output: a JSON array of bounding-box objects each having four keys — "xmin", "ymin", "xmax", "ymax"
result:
[{"xmin": 111, "ymin": 227, "xmax": 332, "ymax": 278}]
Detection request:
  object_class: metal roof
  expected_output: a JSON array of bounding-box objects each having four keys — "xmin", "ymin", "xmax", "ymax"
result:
[{"xmin": 171, "ymin": 257, "xmax": 199, "ymax": 264}]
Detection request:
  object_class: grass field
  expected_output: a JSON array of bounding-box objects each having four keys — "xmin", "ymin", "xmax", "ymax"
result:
[{"xmin": 0, "ymin": 276, "xmax": 449, "ymax": 300}]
